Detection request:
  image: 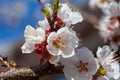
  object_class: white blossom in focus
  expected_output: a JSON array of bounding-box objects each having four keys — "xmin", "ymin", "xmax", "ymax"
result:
[
  {"xmin": 96, "ymin": 46, "xmax": 120, "ymax": 79},
  {"xmin": 58, "ymin": 3, "xmax": 83, "ymax": 27},
  {"xmin": 38, "ymin": 17, "xmax": 50, "ymax": 30},
  {"xmin": 21, "ymin": 25, "xmax": 45, "ymax": 53},
  {"xmin": 62, "ymin": 47, "xmax": 98, "ymax": 80},
  {"xmin": 43, "ymin": 3, "xmax": 83, "ymax": 27},
  {"xmin": 47, "ymin": 27, "xmax": 79, "ymax": 58}
]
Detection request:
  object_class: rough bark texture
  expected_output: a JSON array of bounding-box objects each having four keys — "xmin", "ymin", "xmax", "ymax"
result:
[{"xmin": 0, "ymin": 63, "xmax": 63, "ymax": 80}]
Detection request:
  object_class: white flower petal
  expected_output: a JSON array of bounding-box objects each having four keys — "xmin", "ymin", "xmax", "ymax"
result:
[
  {"xmin": 47, "ymin": 27, "xmax": 78, "ymax": 58},
  {"xmin": 36, "ymin": 27, "xmax": 45, "ymax": 42},
  {"xmin": 38, "ymin": 18, "xmax": 50, "ymax": 30},
  {"xmin": 57, "ymin": 27, "xmax": 79, "ymax": 48},
  {"xmin": 46, "ymin": 44, "xmax": 61, "ymax": 56},
  {"xmin": 87, "ymin": 58, "xmax": 99, "ymax": 75},
  {"xmin": 24, "ymin": 25, "xmax": 45, "ymax": 44},
  {"xmin": 63, "ymin": 65, "xmax": 79, "ymax": 80},
  {"xmin": 47, "ymin": 32, "xmax": 57, "ymax": 43},
  {"xmin": 63, "ymin": 65, "xmax": 92, "ymax": 80},
  {"xmin": 47, "ymin": 32, "xmax": 61, "ymax": 56},
  {"xmin": 106, "ymin": 62, "xmax": 120, "ymax": 79},
  {"xmin": 58, "ymin": 3, "xmax": 83, "ymax": 26},
  {"xmin": 21, "ymin": 42, "xmax": 35, "ymax": 53},
  {"xmin": 76, "ymin": 47, "xmax": 94, "ymax": 62},
  {"xmin": 22, "ymin": 25, "xmax": 45, "ymax": 54},
  {"xmin": 60, "ymin": 54, "xmax": 78, "ymax": 66},
  {"xmin": 24, "ymin": 25, "xmax": 36, "ymax": 42},
  {"xmin": 69, "ymin": 11, "xmax": 83, "ymax": 24},
  {"xmin": 100, "ymin": 46, "xmax": 111, "ymax": 58},
  {"xmin": 49, "ymin": 56, "xmax": 60, "ymax": 65},
  {"xmin": 61, "ymin": 48, "xmax": 75, "ymax": 58}
]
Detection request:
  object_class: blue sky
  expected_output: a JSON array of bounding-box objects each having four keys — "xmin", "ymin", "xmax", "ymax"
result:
[{"xmin": 0, "ymin": 0, "xmax": 43, "ymax": 42}]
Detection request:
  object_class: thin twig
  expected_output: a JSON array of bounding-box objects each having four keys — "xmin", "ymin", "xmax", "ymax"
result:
[
  {"xmin": 37, "ymin": 0, "xmax": 44, "ymax": 11},
  {"xmin": 0, "ymin": 56, "xmax": 10, "ymax": 68}
]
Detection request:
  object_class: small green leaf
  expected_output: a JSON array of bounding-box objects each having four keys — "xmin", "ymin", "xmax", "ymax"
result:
[{"xmin": 54, "ymin": 0, "xmax": 59, "ymax": 11}]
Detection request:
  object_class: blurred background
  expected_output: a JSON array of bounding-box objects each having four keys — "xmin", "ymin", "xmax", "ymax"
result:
[{"xmin": 0, "ymin": 1, "xmax": 105, "ymax": 79}]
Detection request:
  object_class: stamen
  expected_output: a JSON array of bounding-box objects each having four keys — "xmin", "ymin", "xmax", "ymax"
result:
[
  {"xmin": 53, "ymin": 37, "xmax": 66, "ymax": 48},
  {"xmin": 77, "ymin": 60, "xmax": 88, "ymax": 72}
]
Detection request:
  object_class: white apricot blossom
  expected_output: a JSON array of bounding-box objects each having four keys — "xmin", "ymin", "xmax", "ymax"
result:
[
  {"xmin": 21, "ymin": 25, "xmax": 45, "ymax": 53},
  {"xmin": 46, "ymin": 27, "xmax": 79, "ymax": 58},
  {"xmin": 96, "ymin": 46, "xmax": 120, "ymax": 79},
  {"xmin": 58, "ymin": 3, "xmax": 83, "ymax": 27},
  {"xmin": 45, "ymin": 3, "xmax": 83, "ymax": 27},
  {"xmin": 21, "ymin": 25, "xmax": 60, "ymax": 65},
  {"xmin": 61, "ymin": 47, "xmax": 98, "ymax": 80}
]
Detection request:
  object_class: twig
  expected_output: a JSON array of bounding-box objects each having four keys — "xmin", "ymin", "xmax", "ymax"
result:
[
  {"xmin": 0, "ymin": 62, "xmax": 63, "ymax": 80},
  {"xmin": 37, "ymin": 0, "xmax": 44, "ymax": 11},
  {"xmin": 30, "ymin": 63, "xmax": 63, "ymax": 76},
  {"xmin": 0, "ymin": 55, "xmax": 10, "ymax": 68}
]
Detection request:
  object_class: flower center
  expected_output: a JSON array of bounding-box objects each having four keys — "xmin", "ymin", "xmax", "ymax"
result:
[
  {"xmin": 53, "ymin": 37, "xmax": 66, "ymax": 48},
  {"xmin": 77, "ymin": 60, "xmax": 88, "ymax": 72}
]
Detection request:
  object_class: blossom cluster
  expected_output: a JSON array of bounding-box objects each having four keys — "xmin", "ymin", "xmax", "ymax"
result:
[
  {"xmin": 21, "ymin": 0, "xmax": 83, "ymax": 65},
  {"xmin": 89, "ymin": 0, "xmax": 120, "ymax": 50},
  {"xmin": 21, "ymin": 0, "xmax": 120, "ymax": 80}
]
